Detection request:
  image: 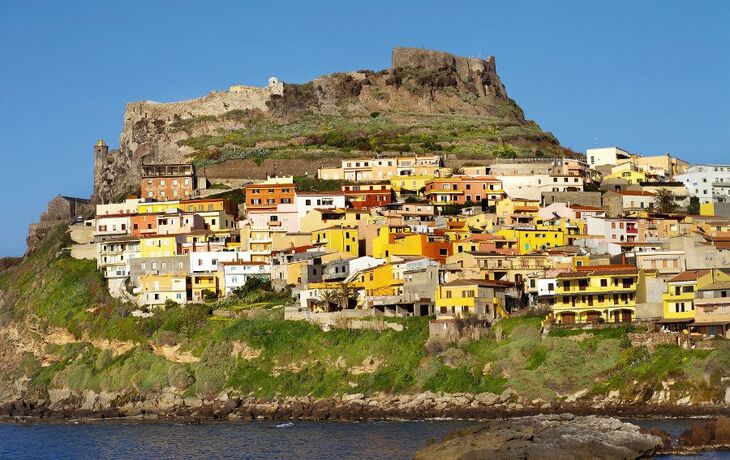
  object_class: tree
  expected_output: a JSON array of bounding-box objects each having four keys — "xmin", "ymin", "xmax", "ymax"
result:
[
  {"xmin": 653, "ymin": 188, "xmax": 677, "ymax": 213},
  {"xmin": 316, "ymin": 283, "xmax": 356, "ymax": 311},
  {"xmin": 687, "ymin": 196, "xmax": 700, "ymax": 215},
  {"xmin": 445, "ymin": 166, "xmax": 464, "ymax": 178},
  {"xmin": 316, "ymin": 289, "xmax": 339, "ymax": 312},
  {"xmin": 335, "ymin": 282, "xmax": 356, "ymax": 310}
]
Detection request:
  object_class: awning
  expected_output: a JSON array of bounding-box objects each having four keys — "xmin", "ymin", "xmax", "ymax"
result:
[
  {"xmin": 691, "ymin": 321, "xmax": 730, "ymax": 327},
  {"xmin": 655, "ymin": 318, "xmax": 694, "ymax": 324}
]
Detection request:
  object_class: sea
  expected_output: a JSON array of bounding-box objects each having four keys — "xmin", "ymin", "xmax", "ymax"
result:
[{"xmin": 0, "ymin": 418, "xmax": 727, "ymax": 459}]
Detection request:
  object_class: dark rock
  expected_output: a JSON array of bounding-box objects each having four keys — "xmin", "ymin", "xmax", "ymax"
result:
[{"xmin": 415, "ymin": 415, "xmax": 663, "ymax": 460}]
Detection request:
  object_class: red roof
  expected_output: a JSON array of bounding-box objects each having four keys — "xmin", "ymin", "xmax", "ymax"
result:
[{"xmin": 668, "ymin": 270, "xmax": 711, "ymax": 283}]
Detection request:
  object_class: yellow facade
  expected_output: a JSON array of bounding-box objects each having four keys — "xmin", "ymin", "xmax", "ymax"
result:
[
  {"xmin": 140, "ymin": 235, "xmax": 179, "ymax": 257},
  {"xmin": 300, "ymin": 209, "xmax": 371, "ymax": 233},
  {"xmin": 191, "ymin": 273, "xmax": 221, "ymax": 301},
  {"xmin": 604, "ymin": 169, "xmax": 647, "ymax": 184},
  {"xmin": 390, "ymin": 175, "xmax": 433, "ymax": 197},
  {"xmin": 662, "ymin": 270, "xmax": 730, "ymax": 325},
  {"xmin": 700, "ymin": 202, "xmax": 715, "ymax": 217},
  {"xmin": 496, "ymin": 227, "xmax": 566, "ymax": 254},
  {"xmin": 553, "ymin": 269, "xmax": 639, "ymax": 324},
  {"xmin": 312, "ymin": 226, "xmax": 359, "ymax": 257},
  {"xmin": 434, "ymin": 280, "xmax": 503, "ymax": 318},
  {"xmin": 136, "ymin": 274, "xmax": 188, "ymax": 306},
  {"xmin": 138, "ymin": 201, "xmax": 180, "ymax": 214},
  {"xmin": 372, "ymin": 226, "xmax": 412, "ymax": 259},
  {"xmin": 496, "ymin": 198, "xmax": 540, "ymax": 217},
  {"xmin": 353, "ymin": 263, "xmax": 401, "ymax": 297}
]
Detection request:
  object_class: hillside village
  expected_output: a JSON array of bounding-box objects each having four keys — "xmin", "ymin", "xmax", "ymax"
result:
[{"xmin": 50, "ymin": 142, "xmax": 730, "ymax": 342}]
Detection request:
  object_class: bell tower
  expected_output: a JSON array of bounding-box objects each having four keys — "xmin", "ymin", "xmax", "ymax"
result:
[
  {"xmin": 92, "ymin": 139, "xmax": 109, "ymax": 204},
  {"xmin": 94, "ymin": 138, "xmax": 108, "ymax": 156}
]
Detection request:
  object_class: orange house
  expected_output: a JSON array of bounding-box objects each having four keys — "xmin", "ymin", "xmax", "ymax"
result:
[
  {"xmin": 131, "ymin": 214, "xmax": 159, "ymax": 237},
  {"xmin": 244, "ymin": 183, "xmax": 295, "ymax": 213},
  {"xmin": 425, "ymin": 176, "xmax": 503, "ymax": 206}
]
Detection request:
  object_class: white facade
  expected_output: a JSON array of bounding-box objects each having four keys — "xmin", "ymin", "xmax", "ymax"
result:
[
  {"xmin": 295, "ymin": 193, "xmax": 346, "ymax": 218},
  {"xmin": 585, "ymin": 216, "xmax": 640, "ymax": 243},
  {"xmin": 221, "ymin": 262, "xmax": 271, "ymax": 295},
  {"xmin": 97, "ymin": 239, "xmax": 140, "ymax": 279},
  {"xmin": 537, "ymin": 277, "xmax": 557, "ymax": 299},
  {"xmin": 95, "ymin": 215, "xmax": 131, "ymax": 238},
  {"xmin": 586, "ymin": 147, "xmax": 631, "ymax": 168},
  {"xmin": 95, "ymin": 198, "xmax": 148, "ymax": 217},
  {"xmin": 496, "ymin": 175, "xmax": 584, "ymax": 201},
  {"xmin": 137, "ymin": 276, "xmax": 188, "ymax": 307},
  {"xmin": 537, "ymin": 203, "xmax": 605, "ymax": 221},
  {"xmin": 190, "ymin": 251, "xmax": 252, "ymax": 273},
  {"xmin": 676, "ymin": 164, "xmax": 730, "ymax": 203},
  {"xmin": 246, "ymin": 204, "xmax": 301, "ymax": 233}
]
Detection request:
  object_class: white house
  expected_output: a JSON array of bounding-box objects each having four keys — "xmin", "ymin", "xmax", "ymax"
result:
[
  {"xmin": 294, "ymin": 192, "xmax": 346, "ymax": 218},
  {"xmin": 190, "ymin": 251, "xmax": 252, "ymax": 273},
  {"xmin": 537, "ymin": 203, "xmax": 605, "ymax": 221},
  {"xmin": 495, "ymin": 174, "xmax": 584, "ymax": 201},
  {"xmin": 676, "ymin": 164, "xmax": 730, "ymax": 203},
  {"xmin": 97, "ymin": 237, "xmax": 140, "ymax": 279},
  {"xmin": 95, "ymin": 214, "xmax": 132, "ymax": 239},
  {"xmin": 585, "ymin": 216, "xmax": 641, "ymax": 243},
  {"xmin": 586, "ymin": 147, "xmax": 632, "ymax": 168},
  {"xmin": 220, "ymin": 261, "xmax": 271, "ymax": 295}
]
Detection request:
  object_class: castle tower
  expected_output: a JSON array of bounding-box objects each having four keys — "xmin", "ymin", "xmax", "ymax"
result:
[
  {"xmin": 92, "ymin": 139, "xmax": 109, "ymax": 204},
  {"xmin": 94, "ymin": 138, "xmax": 108, "ymax": 156}
]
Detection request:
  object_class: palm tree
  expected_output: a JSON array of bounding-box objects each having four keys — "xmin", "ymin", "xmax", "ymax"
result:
[
  {"xmin": 317, "ymin": 289, "xmax": 339, "ymax": 312},
  {"xmin": 446, "ymin": 166, "xmax": 465, "ymax": 178},
  {"xmin": 335, "ymin": 282, "xmax": 356, "ymax": 310},
  {"xmin": 653, "ymin": 188, "xmax": 677, "ymax": 213}
]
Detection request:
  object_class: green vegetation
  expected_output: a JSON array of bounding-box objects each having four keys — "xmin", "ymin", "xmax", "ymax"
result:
[
  {"xmin": 176, "ymin": 112, "xmax": 569, "ymax": 163},
  {"xmin": 0, "ymin": 228, "xmax": 726, "ymax": 403}
]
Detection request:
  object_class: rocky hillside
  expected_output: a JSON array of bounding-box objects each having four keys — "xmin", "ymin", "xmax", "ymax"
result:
[
  {"xmin": 94, "ymin": 47, "xmax": 573, "ymax": 203},
  {"xmin": 1, "ymin": 226, "xmax": 729, "ymax": 419}
]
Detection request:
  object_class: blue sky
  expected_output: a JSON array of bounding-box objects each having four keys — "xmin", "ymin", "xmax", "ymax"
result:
[{"xmin": 1, "ymin": 1, "xmax": 729, "ymax": 257}]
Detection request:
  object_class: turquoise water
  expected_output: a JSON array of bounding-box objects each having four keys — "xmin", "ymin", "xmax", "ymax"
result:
[{"xmin": 0, "ymin": 418, "xmax": 726, "ymax": 459}]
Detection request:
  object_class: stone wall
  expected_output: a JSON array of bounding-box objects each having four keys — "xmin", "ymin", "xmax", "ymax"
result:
[{"xmin": 541, "ymin": 191, "xmax": 602, "ymax": 207}]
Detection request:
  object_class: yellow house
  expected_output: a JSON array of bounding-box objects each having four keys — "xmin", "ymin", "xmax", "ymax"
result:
[
  {"xmin": 178, "ymin": 199, "xmax": 238, "ymax": 231},
  {"xmin": 191, "ymin": 273, "xmax": 222, "ymax": 302},
  {"xmin": 136, "ymin": 273, "xmax": 189, "ymax": 307},
  {"xmin": 699, "ymin": 202, "xmax": 715, "ymax": 217},
  {"xmin": 300, "ymin": 208, "xmax": 372, "ymax": 233},
  {"xmin": 604, "ymin": 169, "xmax": 648, "ymax": 184},
  {"xmin": 463, "ymin": 212, "xmax": 495, "ymax": 232},
  {"xmin": 661, "ymin": 269, "xmax": 730, "ymax": 330},
  {"xmin": 138, "ymin": 201, "xmax": 181, "ymax": 214},
  {"xmin": 434, "ymin": 279, "xmax": 506, "ymax": 321},
  {"xmin": 495, "ymin": 197, "xmax": 540, "ymax": 218},
  {"xmin": 372, "ymin": 225, "xmax": 413, "ymax": 259},
  {"xmin": 312, "ymin": 226, "xmax": 359, "ymax": 257},
  {"xmin": 553, "ymin": 266, "xmax": 639, "ymax": 324},
  {"xmin": 352, "ymin": 263, "xmax": 401, "ymax": 297},
  {"xmin": 496, "ymin": 227, "xmax": 566, "ymax": 254},
  {"xmin": 390, "ymin": 175, "xmax": 433, "ymax": 198},
  {"xmin": 140, "ymin": 235, "xmax": 182, "ymax": 258}
]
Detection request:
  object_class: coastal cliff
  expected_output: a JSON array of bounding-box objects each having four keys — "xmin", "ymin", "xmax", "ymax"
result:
[{"xmin": 1, "ymin": 226, "xmax": 729, "ymax": 421}]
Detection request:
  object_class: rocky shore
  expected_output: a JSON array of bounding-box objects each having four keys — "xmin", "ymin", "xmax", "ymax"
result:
[
  {"xmin": 416, "ymin": 415, "xmax": 730, "ymax": 459},
  {"xmin": 415, "ymin": 414, "xmax": 666, "ymax": 459},
  {"xmin": 1, "ymin": 389, "xmax": 729, "ymax": 422}
]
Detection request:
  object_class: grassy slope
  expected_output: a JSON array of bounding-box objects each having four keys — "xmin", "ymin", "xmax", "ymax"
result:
[
  {"xmin": 1, "ymin": 227, "xmax": 728, "ymax": 403},
  {"xmin": 176, "ymin": 112, "xmax": 568, "ymax": 166}
]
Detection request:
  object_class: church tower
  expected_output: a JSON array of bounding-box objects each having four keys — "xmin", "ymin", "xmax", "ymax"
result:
[
  {"xmin": 94, "ymin": 138, "xmax": 108, "ymax": 156},
  {"xmin": 92, "ymin": 139, "xmax": 109, "ymax": 204}
]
